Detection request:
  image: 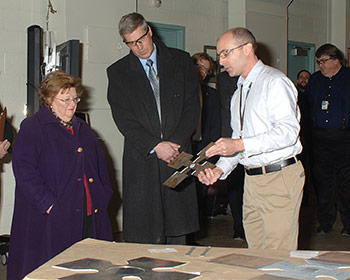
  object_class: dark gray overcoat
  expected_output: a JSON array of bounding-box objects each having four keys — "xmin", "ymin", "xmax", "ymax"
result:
[
  {"xmin": 107, "ymin": 39, "xmax": 200, "ymax": 243},
  {"xmin": 7, "ymin": 107, "xmax": 113, "ymax": 280}
]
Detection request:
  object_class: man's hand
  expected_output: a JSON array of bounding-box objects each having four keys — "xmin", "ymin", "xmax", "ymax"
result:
[
  {"xmin": 0, "ymin": 139, "xmax": 10, "ymax": 159},
  {"xmin": 206, "ymin": 138, "xmax": 244, "ymax": 158},
  {"xmin": 154, "ymin": 141, "xmax": 181, "ymax": 163},
  {"xmin": 198, "ymin": 167, "xmax": 224, "ymax": 186}
]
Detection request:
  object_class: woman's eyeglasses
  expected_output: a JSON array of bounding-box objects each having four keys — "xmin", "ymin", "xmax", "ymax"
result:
[{"xmin": 56, "ymin": 97, "xmax": 81, "ymax": 105}]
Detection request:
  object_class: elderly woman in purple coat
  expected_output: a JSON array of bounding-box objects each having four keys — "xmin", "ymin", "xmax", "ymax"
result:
[{"xmin": 7, "ymin": 71, "xmax": 114, "ymax": 280}]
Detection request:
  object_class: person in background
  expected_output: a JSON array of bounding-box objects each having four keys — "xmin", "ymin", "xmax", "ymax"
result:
[
  {"xmin": 0, "ymin": 106, "xmax": 14, "ymax": 159},
  {"xmin": 191, "ymin": 52, "xmax": 221, "ymax": 154},
  {"xmin": 107, "ymin": 13, "xmax": 200, "ymax": 245},
  {"xmin": 7, "ymin": 71, "xmax": 113, "ymax": 280},
  {"xmin": 0, "ymin": 140, "xmax": 10, "ymax": 159},
  {"xmin": 217, "ymin": 71, "xmax": 245, "ymax": 240},
  {"xmin": 198, "ymin": 27, "xmax": 304, "ymax": 250},
  {"xmin": 190, "ymin": 53, "xmax": 220, "ymax": 243},
  {"xmin": 296, "ymin": 70, "xmax": 311, "ymax": 94},
  {"xmin": 306, "ymin": 43, "xmax": 350, "ymax": 236},
  {"xmin": 295, "ymin": 69, "xmax": 313, "ymax": 205}
]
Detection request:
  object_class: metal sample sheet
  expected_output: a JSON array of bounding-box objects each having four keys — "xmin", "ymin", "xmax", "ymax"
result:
[
  {"xmin": 209, "ymin": 253, "xmax": 280, "ymax": 269},
  {"xmin": 55, "ymin": 257, "xmax": 199, "ymax": 280},
  {"xmin": 259, "ymin": 260, "xmax": 350, "ymax": 280}
]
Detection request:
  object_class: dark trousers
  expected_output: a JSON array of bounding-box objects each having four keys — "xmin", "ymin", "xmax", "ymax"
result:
[
  {"xmin": 298, "ymin": 132, "xmax": 313, "ymax": 205},
  {"xmin": 312, "ymin": 128, "xmax": 350, "ymax": 230},
  {"xmin": 226, "ymin": 164, "xmax": 245, "ymax": 235},
  {"xmin": 165, "ymin": 235, "xmax": 187, "ymax": 245}
]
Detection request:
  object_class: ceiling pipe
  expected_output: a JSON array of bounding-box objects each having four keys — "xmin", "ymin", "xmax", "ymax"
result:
[{"xmin": 286, "ymin": 0, "xmax": 295, "ymax": 75}]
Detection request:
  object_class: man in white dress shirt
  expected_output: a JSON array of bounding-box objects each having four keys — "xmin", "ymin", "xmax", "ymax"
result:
[{"xmin": 198, "ymin": 27, "xmax": 304, "ymax": 250}]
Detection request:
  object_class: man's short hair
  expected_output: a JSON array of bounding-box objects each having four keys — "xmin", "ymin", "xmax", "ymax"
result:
[
  {"xmin": 119, "ymin": 12, "xmax": 148, "ymax": 37},
  {"xmin": 315, "ymin": 43, "xmax": 344, "ymax": 64},
  {"xmin": 228, "ymin": 27, "xmax": 257, "ymax": 52},
  {"xmin": 297, "ymin": 69, "xmax": 311, "ymax": 79}
]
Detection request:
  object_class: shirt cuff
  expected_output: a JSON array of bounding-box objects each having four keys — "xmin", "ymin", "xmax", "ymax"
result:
[
  {"xmin": 216, "ymin": 157, "xmax": 238, "ymax": 180},
  {"xmin": 242, "ymin": 137, "xmax": 258, "ymax": 157}
]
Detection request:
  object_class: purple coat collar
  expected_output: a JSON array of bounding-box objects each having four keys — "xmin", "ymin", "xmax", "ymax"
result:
[{"xmin": 36, "ymin": 106, "xmax": 82, "ymax": 131}]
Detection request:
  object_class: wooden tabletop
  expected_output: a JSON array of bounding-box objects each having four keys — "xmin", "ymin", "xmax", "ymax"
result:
[{"xmin": 24, "ymin": 238, "xmax": 350, "ymax": 280}]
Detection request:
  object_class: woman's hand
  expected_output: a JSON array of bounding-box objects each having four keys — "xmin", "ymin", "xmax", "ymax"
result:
[{"xmin": 0, "ymin": 139, "xmax": 10, "ymax": 159}]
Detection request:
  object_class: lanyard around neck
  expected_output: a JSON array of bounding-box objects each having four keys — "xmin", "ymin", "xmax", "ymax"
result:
[{"xmin": 239, "ymin": 82, "xmax": 252, "ymax": 137}]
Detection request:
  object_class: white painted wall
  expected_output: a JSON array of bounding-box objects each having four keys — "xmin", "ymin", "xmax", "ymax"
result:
[
  {"xmin": 288, "ymin": 0, "xmax": 328, "ymax": 50},
  {"xmin": 0, "ymin": 0, "xmax": 228, "ymax": 234},
  {"xmin": 226, "ymin": 0, "xmax": 332, "ymax": 73},
  {"xmin": 0, "ymin": 0, "xmax": 46, "ymax": 234},
  {"xmin": 227, "ymin": 0, "xmax": 246, "ymax": 29},
  {"xmin": 329, "ymin": 0, "xmax": 347, "ymax": 54},
  {"xmin": 347, "ymin": 0, "xmax": 350, "ymax": 55},
  {"xmin": 138, "ymin": 0, "xmax": 228, "ymax": 54},
  {"xmin": 246, "ymin": 0, "xmax": 287, "ymax": 72}
]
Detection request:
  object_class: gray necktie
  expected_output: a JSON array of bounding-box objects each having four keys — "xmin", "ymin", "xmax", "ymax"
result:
[{"xmin": 146, "ymin": 59, "xmax": 161, "ymax": 123}]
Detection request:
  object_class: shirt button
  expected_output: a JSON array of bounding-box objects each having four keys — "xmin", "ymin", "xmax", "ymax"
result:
[
  {"xmin": 89, "ymin": 178, "xmax": 94, "ymax": 183},
  {"xmin": 77, "ymin": 147, "xmax": 83, "ymax": 152},
  {"xmin": 94, "ymin": 209, "xmax": 98, "ymax": 213}
]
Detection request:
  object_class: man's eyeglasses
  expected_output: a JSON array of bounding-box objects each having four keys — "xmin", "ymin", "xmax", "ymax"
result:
[
  {"xmin": 217, "ymin": 42, "xmax": 249, "ymax": 60},
  {"xmin": 124, "ymin": 28, "xmax": 149, "ymax": 47},
  {"xmin": 56, "ymin": 97, "xmax": 81, "ymax": 105},
  {"xmin": 316, "ymin": 57, "xmax": 334, "ymax": 65}
]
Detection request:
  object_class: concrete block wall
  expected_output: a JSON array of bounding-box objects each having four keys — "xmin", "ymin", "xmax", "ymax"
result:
[
  {"xmin": 0, "ymin": 0, "xmax": 46, "ymax": 234},
  {"xmin": 347, "ymin": 0, "xmax": 350, "ymax": 59},
  {"xmin": 227, "ymin": 0, "xmax": 329, "ymax": 73},
  {"xmin": 288, "ymin": 0, "xmax": 328, "ymax": 51},
  {"xmin": 138, "ymin": 0, "xmax": 228, "ymax": 54},
  {"xmin": 246, "ymin": 0, "xmax": 288, "ymax": 71}
]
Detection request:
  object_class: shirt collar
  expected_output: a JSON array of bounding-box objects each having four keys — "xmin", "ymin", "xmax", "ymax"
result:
[
  {"xmin": 237, "ymin": 59, "xmax": 264, "ymax": 87},
  {"xmin": 139, "ymin": 43, "xmax": 158, "ymax": 74},
  {"xmin": 326, "ymin": 65, "xmax": 345, "ymax": 80},
  {"xmin": 38, "ymin": 106, "xmax": 80, "ymax": 129}
]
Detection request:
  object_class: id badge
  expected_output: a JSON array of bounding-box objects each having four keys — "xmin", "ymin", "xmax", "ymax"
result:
[{"xmin": 321, "ymin": 100, "xmax": 329, "ymax": 110}]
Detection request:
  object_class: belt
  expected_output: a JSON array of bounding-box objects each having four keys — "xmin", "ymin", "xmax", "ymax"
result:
[{"xmin": 245, "ymin": 157, "xmax": 297, "ymax": 176}]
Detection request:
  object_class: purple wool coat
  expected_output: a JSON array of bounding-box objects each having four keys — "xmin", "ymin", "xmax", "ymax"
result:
[{"xmin": 7, "ymin": 106, "xmax": 113, "ymax": 280}]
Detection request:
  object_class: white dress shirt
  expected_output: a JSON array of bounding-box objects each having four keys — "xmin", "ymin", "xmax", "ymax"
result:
[{"xmin": 217, "ymin": 60, "xmax": 302, "ymax": 179}]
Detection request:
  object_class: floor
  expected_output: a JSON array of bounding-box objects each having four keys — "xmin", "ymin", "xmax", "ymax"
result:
[
  {"xmin": 0, "ymin": 249, "xmax": 7, "ymax": 279},
  {"xmin": 1, "ymin": 201, "xmax": 349, "ymax": 279},
  {"xmin": 197, "ymin": 203, "xmax": 350, "ymax": 251}
]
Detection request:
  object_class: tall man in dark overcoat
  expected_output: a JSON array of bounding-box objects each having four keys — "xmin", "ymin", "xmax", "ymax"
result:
[{"xmin": 107, "ymin": 13, "xmax": 200, "ymax": 244}]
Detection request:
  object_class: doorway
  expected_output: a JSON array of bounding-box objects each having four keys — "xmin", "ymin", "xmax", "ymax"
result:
[
  {"xmin": 149, "ymin": 22, "xmax": 185, "ymax": 50},
  {"xmin": 287, "ymin": 41, "xmax": 315, "ymax": 84}
]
